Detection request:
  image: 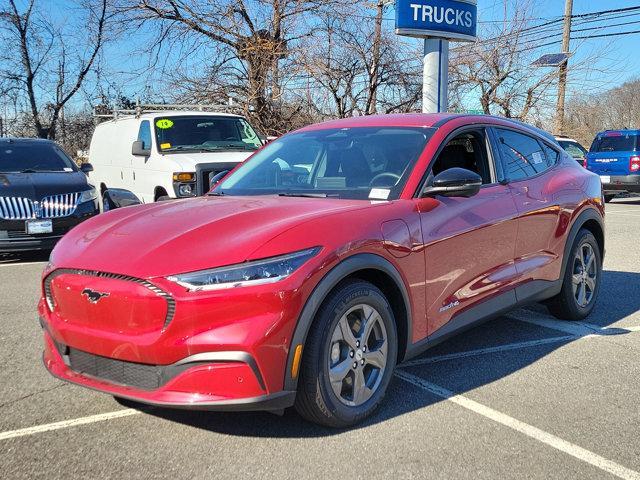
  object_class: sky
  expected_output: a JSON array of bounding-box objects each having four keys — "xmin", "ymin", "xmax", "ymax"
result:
[{"xmin": 45, "ymin": 0, "xmax": 640, "ymax": 109}]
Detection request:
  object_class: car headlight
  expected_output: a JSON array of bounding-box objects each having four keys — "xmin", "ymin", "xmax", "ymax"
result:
[
  {"xmin": 78, "ymin": 186, "xmax": 98, "ymax": 203},
  {"xmin": 167, "ymin": 247, "xmax": 321, "ymax": 291}
]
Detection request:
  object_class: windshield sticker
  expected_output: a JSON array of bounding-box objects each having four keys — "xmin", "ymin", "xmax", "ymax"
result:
[
  {"xmin": 160, "ymin": 142, "xmax": 172, "ymax": 149},
  {"xmin": 532, "ymin": 151, "xmax": 543, "ymax": 164},
  {"xmin": 369, "ymin": 188, "xmax": 390, "ymax": 200},
  {"xmin": 63, "ymin": 167, "xmax": 73, "ymax": 172},
  {"xmin": 156, "ymin": 119, "xmax": 174, "ymax": 129}
]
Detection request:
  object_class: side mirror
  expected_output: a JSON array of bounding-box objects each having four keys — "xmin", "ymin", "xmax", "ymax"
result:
[
  {"xmin": 131, "ymin": 140, "xmax": 150, "ymax": 157},
  {"xmin": 209, "ymin": 170, "xmax": 230, "ymax": 190},
  {"xmin": 421, "ymin": 167, "xmax": 482, "ymax": 198},
  {"xmin": 80, "ymin": 163, "xmax": 93, "ymax": 174}
]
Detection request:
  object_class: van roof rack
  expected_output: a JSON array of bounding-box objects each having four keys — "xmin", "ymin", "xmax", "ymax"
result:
[{"xmin": 93, "ymin": 100, "xmax": 244, "ymax": 120}]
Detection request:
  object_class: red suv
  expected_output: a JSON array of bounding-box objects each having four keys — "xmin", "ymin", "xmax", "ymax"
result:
[{"xmin": 40, "ymin": 114, "xmax": 604, "ymax": 427}]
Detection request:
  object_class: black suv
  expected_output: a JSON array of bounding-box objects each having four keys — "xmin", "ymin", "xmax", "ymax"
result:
[{"xmin": 0, "ymin": 138, "xmax": 99, "ymax": 252}]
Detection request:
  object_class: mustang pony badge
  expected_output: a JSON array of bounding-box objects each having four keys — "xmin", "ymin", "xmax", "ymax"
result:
[{"xmin": 81, "ymin": 288, "xmax": 110, "ymax": 304}]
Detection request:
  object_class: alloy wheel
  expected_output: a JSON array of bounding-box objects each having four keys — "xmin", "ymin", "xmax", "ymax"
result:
[
  {"xmin": 572, "ymin": 242, "xmax": 597, "ymax": 308},
  {"xmin": 327, "ymin": 304, "xmax": 388, "ymax": 407}
]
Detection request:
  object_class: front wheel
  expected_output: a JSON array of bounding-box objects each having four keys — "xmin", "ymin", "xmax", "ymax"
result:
[
  {"xmin": 547, "ymin": 229, "xmax": 602, "ymax": 320},
  {"xmin": 295, "ymin": 280, "xmax": 397, "ymax": 428}
]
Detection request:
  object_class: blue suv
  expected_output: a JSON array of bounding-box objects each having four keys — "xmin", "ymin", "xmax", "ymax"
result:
[{"xmin": 586, "ymin": 130, "xmax": 640, "ymax": 202}]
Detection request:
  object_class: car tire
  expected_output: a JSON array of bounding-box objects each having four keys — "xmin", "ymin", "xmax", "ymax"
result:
[
  {"xmin": 604, "ymin": 194, "xmax": 615, "ymax": 203},
  {"xmin": 295, "ymin": 280, "xmax": 398, "ymax": 428},
  {"xmin": 156, "ymin": 195, "xmax": 172, "ymax": 202},
  {"xmin": 546, "ymin": 229, "xmax": 602, "ymax": 320}
]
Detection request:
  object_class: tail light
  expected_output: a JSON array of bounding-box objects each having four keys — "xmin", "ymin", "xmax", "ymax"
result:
[{"xmin": 631, "ymin": 155, "xmax": 640, "ymax": 172}]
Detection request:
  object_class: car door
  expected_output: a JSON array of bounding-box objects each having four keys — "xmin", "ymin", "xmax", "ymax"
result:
[
  {"xmin": 491, "ymin": 127, "xmax": 565, "ymax": 286},
  {"xmin": 417, "ymin": 126, "xmax": 519, "ymax": 338},
  {"xmin": 132, "ymin": 120, "xmax": 154, "ymax": 202}
]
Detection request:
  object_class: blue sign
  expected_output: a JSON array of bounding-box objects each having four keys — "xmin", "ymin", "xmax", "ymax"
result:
[{"xmin": 395, "ymin": 0, "xmax": 477, "ymax": 42}]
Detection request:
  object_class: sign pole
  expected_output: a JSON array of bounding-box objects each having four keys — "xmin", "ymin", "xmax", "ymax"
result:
[{"xmin": 422, "ymin": 38, "xmax": 449, "ymax": 113}]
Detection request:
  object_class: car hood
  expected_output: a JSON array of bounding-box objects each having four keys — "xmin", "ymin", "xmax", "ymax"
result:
[
  {"xmin": 161, "ymin": 151, "xmax": 253, "ymax": 170},
  {"xmin": 50, "ymin": 195, "xmax": 369, "ymax": 278},
  {"xmin": 0, "ymin": 172, "xmax": 90, "ymax": 199}
]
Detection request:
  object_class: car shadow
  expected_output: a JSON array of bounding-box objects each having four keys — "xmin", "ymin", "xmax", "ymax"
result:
[
  {"xmin": 128, "ymin": 269, "xmax": 640, "ymax": 437},
  {"xmin": 0, "ymin": 250, "xmax": 51, "ymax": 264}
]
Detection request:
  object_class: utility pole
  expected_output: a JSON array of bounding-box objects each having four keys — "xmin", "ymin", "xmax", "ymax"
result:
[
  {"xmin": 556, "ymin": 0, "xmax": 573, "ymax": 135},
  {"xmin": 367, "ymin": 0, "xmax": 385, "ymax": 115}
]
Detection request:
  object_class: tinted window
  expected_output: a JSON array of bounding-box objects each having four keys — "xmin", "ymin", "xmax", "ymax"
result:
[
  {"xmin": 542, "ymin": 144, "xmax": 560, "ymax": 167},
  {"xmin": 0, "ymin": 142, "xmax": 76, "ymax": 173},
  {"xmin": 154, "ymin": 116, "xmax": 262, "ymax": 153},
  {"xmin": 591, "ymin": 134, "xmax": 638, "ymax": 153},
  {"xmin": 137, "ymin": 121, "xmax": 152, "ymax": 150},
  {"xmin": 218, "ymin": 127, "xmax": 434, "ymax": 200},
  {"xmin": 495, "ymin": 129, "xmax": 547, "ymax": 181}
]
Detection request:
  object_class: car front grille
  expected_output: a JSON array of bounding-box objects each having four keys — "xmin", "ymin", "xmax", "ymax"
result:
[
  {"xmin": 68, "ymin": 348, "xmax": 162, "ymax": 390},
  {"xmin": 0, "ymin": 193, "xmax": 81, "ymax": 220}
]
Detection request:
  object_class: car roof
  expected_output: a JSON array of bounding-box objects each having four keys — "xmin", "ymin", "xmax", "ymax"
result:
[
  {"xmin": 596, "ymin": 129, "xmax": 640, "ymax": 136},
  {"xmin": 0, "ymin": 137, "xmax": 56, "ymax": 145},
  {"xmin": 297, "ymin": 113, "xmax": 558, "ymax": 145}
]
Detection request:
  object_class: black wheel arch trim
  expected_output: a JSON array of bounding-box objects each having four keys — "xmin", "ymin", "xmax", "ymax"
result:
[
  {"xmin": 283, "ymin": 253, "xmax": 412, "ymax": 392},
  {"xmin": 560, "ymin": 207, "xmax": 605, "ymax": 282}
]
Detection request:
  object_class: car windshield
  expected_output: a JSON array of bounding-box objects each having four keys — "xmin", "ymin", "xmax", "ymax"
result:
[
  {"xmin": 154, "ymin": 115, "xmax": 262, "ymax": 153},
  {"xmin": 558, "ymin": 141, "xmax": 587, "ymax": 158},
  {"xmin": 0, "ymin": 142, "xmax": 77, "ymax": 173},
  {"xmin": 215, "ymin": 127, "xmax": 434, "ymax": 200},
  {"xmin": 591, "ymin": 134, "xmax": 638, "ymax": 152}
]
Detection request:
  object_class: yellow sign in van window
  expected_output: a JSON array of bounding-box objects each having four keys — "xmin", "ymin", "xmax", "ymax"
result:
[
  {"xmin": 160, "ymin": 143, "xmax": 171, "ymax": 149},
  {"xmin": 156, "ymin": 119, "xmax": 174, "ymax": 129}
]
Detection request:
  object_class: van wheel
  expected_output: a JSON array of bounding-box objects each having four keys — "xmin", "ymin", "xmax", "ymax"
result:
[
  {"xmin": 546, "ymin": 229, "xmax": 602, "ymax": 320},
  {"xmin": 295, "ymin": 280, "xmax": 397, "ymax": 428}
]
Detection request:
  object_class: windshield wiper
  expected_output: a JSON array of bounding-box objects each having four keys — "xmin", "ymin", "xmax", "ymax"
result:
[
  {"xmin": 277, "ymin": 192, "xmax": 328, "ymax": 198},
  {"xmin": 20, "ymin": 169, "xmax": 38, "ymax": 173}
]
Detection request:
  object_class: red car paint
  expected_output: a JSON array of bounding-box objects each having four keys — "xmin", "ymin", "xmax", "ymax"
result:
[{"xmin": 40, "ymin": 114, "xmax": 604, "ymax": 410}]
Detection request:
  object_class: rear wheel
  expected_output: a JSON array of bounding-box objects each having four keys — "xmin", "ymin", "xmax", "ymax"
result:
[
  {"xmin": 547, "ymin": 229, "xmax": 602, "ymax": 320},
  {"xmin": 295, "ymin": 280, "xmax": 397, "ymax": 428}
]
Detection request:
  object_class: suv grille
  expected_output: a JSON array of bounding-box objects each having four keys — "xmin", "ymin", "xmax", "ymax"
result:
[{"xmin": 0, "ymin": 193, "xmax": 81, "ymax": 220}]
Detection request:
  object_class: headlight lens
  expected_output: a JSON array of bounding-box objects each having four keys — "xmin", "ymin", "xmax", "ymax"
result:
[
  {"xmin": 167, "ymin": 247, "xmax": 320, "ymax": 291},
  {"xmin": 78, "ymin": 186, "xmax": 98, "ymax": 203}
]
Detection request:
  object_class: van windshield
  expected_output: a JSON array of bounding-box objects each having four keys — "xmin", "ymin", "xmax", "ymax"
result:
[
  {"xmin": 0, "ymin": 142, "xmax": 77, "ymax": 173},
  {"xmin": 154, "ymin": 116, "xmax": 262, "ymax": 153},
  {"xmin": 590, "ymin": 134, "xmax": 638, "ymax": 153}
]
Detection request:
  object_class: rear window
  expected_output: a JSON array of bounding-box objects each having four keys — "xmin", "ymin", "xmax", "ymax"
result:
[
  {"xmin": 558, "ymin": 141, "xmax": 587, "ymax": 158},
  {"xmin": 0, "ymin": 142, "xmax": 77, "ymax": 173},
  {"xmin": 590, "ymin": 134, "xmax": 638, "ymax": 153}
]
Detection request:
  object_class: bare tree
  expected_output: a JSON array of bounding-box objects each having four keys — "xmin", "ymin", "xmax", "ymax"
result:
[{"xmin": 0, "ymin": 0, "xmax": 108, "ymax": 139}]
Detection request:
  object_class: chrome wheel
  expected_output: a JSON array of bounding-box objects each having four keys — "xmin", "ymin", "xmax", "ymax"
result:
[
  {"xmin": 327, "ymin": 304, "xmax": 388, "ymax": 407},
  {"xmin": 572, "ymin": 242, "xmax": 597, "ymax": 307}
]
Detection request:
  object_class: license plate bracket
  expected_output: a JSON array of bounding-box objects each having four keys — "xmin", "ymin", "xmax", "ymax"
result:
[{"xmin": 25, "ymin": 219, "xmax": 53, "ymax": 235}]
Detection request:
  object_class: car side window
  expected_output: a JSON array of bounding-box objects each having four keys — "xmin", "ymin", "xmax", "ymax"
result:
[
  {"xmin": 495, "ymin": 128, "xmax": 547, "ymax": 181},
  {"xmin": 429, "ymin": 129, "xmax": 494, "ymax": 185},
  {"xmin": 137, "ymin": 121, "xmax": 152, "ymax": 150},
  {"xmin": 542, "ymin": 143, "xmax": 560, "ymax": 167}
]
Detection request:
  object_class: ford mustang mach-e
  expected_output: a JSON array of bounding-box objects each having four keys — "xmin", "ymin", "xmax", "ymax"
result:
[{"xmin": 40, "ymin": 114, "xmax": 604, "ymax": 427}]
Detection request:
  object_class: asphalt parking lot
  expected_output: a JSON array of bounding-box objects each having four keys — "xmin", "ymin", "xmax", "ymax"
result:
[{"xmin": 1, "ymin": 198, "xmax": 639, "ymax": 480}]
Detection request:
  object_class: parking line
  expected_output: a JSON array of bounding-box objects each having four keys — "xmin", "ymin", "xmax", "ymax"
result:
[
  {"xmin": 395, "ymin": 370, "xmax": 640, "ymax": 480},
  {"xmin": 510, "ymin": 315, "xmax": 640, "ymax": 336},
  {"xmin": 399, "ymin": 335, "xmax": 576, "ymax": 368},
  {"xmin": 0, "ymin": 261, "xmax": 48, "ymax": 268},
  {"xmin": 0, "ymin": 409, "xmax": 141, "ymax": 441}
]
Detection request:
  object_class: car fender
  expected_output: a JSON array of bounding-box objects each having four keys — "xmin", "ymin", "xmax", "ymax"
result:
[
  {"xmin": 283, "ymin": 252, "xmax": 412, "ymax": 392},
  {"xmin": 559, "ymin": 206, "xmax": 605, "ymax": 282}
]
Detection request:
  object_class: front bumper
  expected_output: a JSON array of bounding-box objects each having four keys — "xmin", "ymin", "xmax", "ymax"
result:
[
  {"xmin": 43, "ymin": 328, "xmax": 295, "ymax": 411},
  {"xmin": 602, "ymin": 175, "xmax": 640, "ymax": 193},
  {"xmin": 0, "ymin": 201, "xmax": 99, "ymax": 252}
]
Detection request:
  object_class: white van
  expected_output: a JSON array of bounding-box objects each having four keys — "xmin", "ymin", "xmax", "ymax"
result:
[{"xmin": 88, "ymin": 111, "xmax": 262, "ymax": 208}]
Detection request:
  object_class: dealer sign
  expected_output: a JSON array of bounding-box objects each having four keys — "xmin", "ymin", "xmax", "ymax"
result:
[{"xmin": 395, "ymin": 0, "xmax": 477, "ymax": 42}]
